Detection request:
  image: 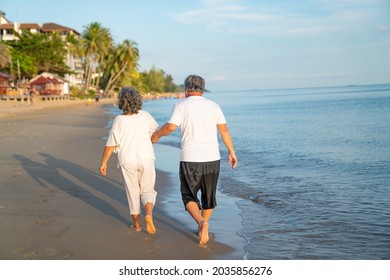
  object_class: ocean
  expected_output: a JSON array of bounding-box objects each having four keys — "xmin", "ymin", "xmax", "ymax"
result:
[{"xmin": 107, "ymin": 84, "xmax": 390, "ymax": 259}]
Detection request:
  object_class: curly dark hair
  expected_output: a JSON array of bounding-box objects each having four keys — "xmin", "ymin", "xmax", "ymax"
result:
[{"xmin": 118, "ymin": 87, "xmax": 142, "ymax": 115}]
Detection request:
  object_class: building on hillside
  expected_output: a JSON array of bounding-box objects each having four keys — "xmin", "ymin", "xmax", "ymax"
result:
[{"xmin": 0, "ymin": 11, "xmax": 84, "ymax": 87}]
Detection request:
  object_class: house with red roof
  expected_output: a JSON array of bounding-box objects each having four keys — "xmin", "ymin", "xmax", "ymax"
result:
[{"xmin": 29, "ymin": 72, "xmax": 68, "ymax": 96}]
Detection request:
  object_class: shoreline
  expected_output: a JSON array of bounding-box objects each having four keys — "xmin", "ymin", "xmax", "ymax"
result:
[
  {"xmin": 0, "ymin": 99, "xmax": 245, "ymax": 260},
  {"xmin": 0, "ymin": 92, "xmax": 182, "ymax": 119}
]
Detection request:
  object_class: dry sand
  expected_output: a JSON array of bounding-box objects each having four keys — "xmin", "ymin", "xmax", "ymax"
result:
[{"xmin": 0, "ymin": 99, "xmax": 245, "ymax": 260}]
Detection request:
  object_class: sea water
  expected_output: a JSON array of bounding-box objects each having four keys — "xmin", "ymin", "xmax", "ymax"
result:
[{"xmin": 107, "ymin": 84, "xmax": 390, "ymax": 259}]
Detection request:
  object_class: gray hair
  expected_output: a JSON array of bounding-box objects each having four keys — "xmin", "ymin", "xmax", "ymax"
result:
[
  {"xmin": 118, "ymin": 87, "xmax": 142, "ymax": 114},
  {"xmin": 184, "ymin": 75, "xmax": 205, "ymax": 93}
]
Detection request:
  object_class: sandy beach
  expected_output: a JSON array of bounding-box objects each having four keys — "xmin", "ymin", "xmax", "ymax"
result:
[{"xmin": 0, "ymin": 98, "xmax": 245, "ymax": 260}]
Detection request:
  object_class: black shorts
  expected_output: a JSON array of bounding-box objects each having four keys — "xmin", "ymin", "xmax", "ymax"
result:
[{"xmin": 179, "ymin": 160, "xmax": 220, "ymax": 210}]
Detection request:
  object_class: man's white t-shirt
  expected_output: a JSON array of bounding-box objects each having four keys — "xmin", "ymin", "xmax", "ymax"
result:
[
  {"xmin": 106, "ymin": 110, "xmax": 159, "ymax": 167},
  {"xmin": 168, "ymin": 96, "xmax": 227, "ymax": 162}
]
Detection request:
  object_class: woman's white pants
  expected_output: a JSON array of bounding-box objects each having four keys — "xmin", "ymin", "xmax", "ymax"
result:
[{"xmin": 120, "ymin": 159, "xmax": 157, "ymax": 215}]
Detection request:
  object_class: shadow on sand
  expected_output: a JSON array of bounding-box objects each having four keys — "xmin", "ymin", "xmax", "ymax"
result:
[
  {"xmin": 14, "ymin": 153, "xmax": 128, "ymax": 225},
  {"xmin": 13, "ymin": 152, "xmax": 210, "ymax": 246}
]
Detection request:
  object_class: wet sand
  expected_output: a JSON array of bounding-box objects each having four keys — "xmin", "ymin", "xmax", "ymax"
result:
[{"xmin": 0, "ymin": 99, "xmax": 245, "ymax": 260}]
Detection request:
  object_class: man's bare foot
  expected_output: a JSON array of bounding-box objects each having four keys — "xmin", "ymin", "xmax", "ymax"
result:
[
  {"xmin": 199, "ymin": 221, "xmax": 209, "ymax": 245},
  {"xmin": 145, "ymin": 215, "xmax": 156, "ymax": 234}
]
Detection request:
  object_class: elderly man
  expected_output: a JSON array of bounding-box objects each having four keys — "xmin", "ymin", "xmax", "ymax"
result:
[{"xmin": 151, "ymin": 75, "xmax": 237, "ymax": 245}]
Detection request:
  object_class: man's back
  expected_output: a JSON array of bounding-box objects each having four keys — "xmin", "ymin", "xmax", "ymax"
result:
[{"xmin": 169, "ymin": 96, "xmax": 226, "ymax": 162}]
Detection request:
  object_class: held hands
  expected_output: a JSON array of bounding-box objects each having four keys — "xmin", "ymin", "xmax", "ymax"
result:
[
  {"xmin": 151, "ymin": 132, "xmax": 161, "ymax": 144},
  {"xmin": 228, "ymin": 152, "xmax": 238, "ymax": 169}
]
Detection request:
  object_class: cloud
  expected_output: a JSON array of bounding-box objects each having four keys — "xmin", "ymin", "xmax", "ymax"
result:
[
  {"xmin": 172, "ymin": 2, "xmax": 280, "ymax": 32},
  {"xmin": 377, "ymin": 25, "xmax": 390, "ymax": 32},
  {"xmin": 209, "ymin": 75, "xmax": 226, "ymax": 81},
  {"xmin": 172, "ymin": 0, "xmax": 381, "ymax": 36}
]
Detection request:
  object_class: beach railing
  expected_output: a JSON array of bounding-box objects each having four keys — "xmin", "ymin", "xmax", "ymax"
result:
[
  {"xmin": 0, "ymin": 95, "xmax": 70, "ymax": 102},
  {"xmin": 0, "ymin": 95, "xmax": 30, "ymax": 102},
  {"xmin": 40, "ymin": 95, "xmax": 69, "ymax": 101}
]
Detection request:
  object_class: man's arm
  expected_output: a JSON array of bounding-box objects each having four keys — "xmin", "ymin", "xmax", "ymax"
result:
[
  {"xmin": 99, "ymin": 146, "xmax": 116, "ymax": 176},
  {"xmin": 217, "ymin": 123, "xmax": 238, "ymax": 169},
  {"xmin": 151, "ymin": 123, "xmax": 177, "ymax": 143}
]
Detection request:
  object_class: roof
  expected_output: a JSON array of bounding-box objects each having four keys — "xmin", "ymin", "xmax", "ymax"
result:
[
  {"xmin": 20, "ymin": 23, "xmax": 40, "ymax": 29},
  {"xmin": 0, "ymin": 72, "xmax": 11, "ymax": 79},
  {"xmin": 0, "ymin": 23, "xmax": 14, "ymax": 29},
  {"xmin": 30, "ymin": 76, "xmax": 51, "ymax": 85},
  {"xmin": 0, "ymin": 22, "xmax": 80, "ymax": 35},
  {"xmin": 41, "ymin": 23, "xmax": 80, "ymax": 35},
  {"xmin": 30, "ymin": 76, "xmax": 63, "ymax": 85},
  {"xmin": 29, "ymin": 72, "xmax": 66, "ymax": 84}
]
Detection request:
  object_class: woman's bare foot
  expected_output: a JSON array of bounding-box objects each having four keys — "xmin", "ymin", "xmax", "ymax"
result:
[
  {"xmin": 145, "ymin": 215, "xmax": 156, "ymax": 234},
  {"xmin": 129, "ymin": 225, "xmax": 142, "ymax": 232}
]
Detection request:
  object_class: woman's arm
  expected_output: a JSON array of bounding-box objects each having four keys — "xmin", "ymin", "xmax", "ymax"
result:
[{"xmin": 99, "ymin": 146, "xmax": 116, "ymax": 176}]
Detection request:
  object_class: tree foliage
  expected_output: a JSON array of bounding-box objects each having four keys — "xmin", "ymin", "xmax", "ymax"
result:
[
  {"xmin": 2, "ymin": 21, "xmax": 180, "ymax": 93},
  {"xmin": 6, "ymin": 31, "xmax": 70, "ymax": 78},
  {"xmin": 81, "ymin": 22, "xmax": 113, "ymax": 93},
  {"xmin": 0, "ymin": 41, "xmax": 11, "ymax": 68},
  {"xmin": 101, "ymin": 39, "xmax": 139, "ymax": 94},
  {"xmin": 139, "ymin": 66, "xmax": 181, "ymax": 93}
]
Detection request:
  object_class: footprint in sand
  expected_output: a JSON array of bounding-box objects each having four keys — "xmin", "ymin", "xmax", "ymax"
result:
[
  {"xmin": 147, "ymin": 248, "xmax": 160, "ymax": 257},
  {"xmin": 36, "ymin": 219, "xmax": 53, "ymax": 225},
  {"xmin": 45, "ymin": 247, "xmax": 73, "ymax": 259},
  {"xmin": 146, "ymin": 243, "xmax": 162, "ymax": 256},
  {"xmin": 144, "ymin": 236, "xmax": 156, "ymax": 243},
  {"xmin": 24, "ymin": 251, "xmax": 39, "ymax": 260},
  {"xmin": 35, "ymin": 210, "xmax": 66, "ymax": 225},
  {"xmin": 48, "ymin": 226, "xmax": 71, "ymax": 238},
  {"xmin": 36, "ymin": 196, "xmax": 48, "ymax": 204},
  {"xmin": 23, "ymin": 248, "xmax": 73, "ymax": 260}
]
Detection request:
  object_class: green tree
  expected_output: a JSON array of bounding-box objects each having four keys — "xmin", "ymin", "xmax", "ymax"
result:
[
  {"xmin": 139, "ymin": 66, "xmax": 180, "ymax": 93},
  {"xmin": 9, "ymin": 49, "xmax": 36, "ymax": 77},
  {"xmin": 7, "ymin": 30, "xmax": 70, "ymax": 77},
  {"xmin": 81, "ymin": 22, "xmax": 113, "ymax": 93},
  {"xmin": 65, "ymin": 33, "xmax": 82, "ymax": 73},
  {"xmin": 121, "ymin": 70, "xmax": 145, "ymax": 92},
  {"xmin": 164, "ymin": 73, "xmax": 180, "ymax": 92},
  {"xmin": 102, "ymin": 39, "xmax": 139, "ymax": 95},
  {"xmin": 144, "ymin": 66, "xmax": 165, "ymax": 93},
  {"xmin": 0, "ymin": 41, "xmax": 11, "ymax": 69}
]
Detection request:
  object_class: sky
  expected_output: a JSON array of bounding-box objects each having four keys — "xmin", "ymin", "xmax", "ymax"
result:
[{"xmin": 1, "ymin": 0, "xmax": 390, "ymax": 91}]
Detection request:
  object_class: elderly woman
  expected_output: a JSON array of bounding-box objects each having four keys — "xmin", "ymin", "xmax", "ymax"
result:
[{"xmin": 100, "ymin": 87, "xmax": 159, "ymax": 234}]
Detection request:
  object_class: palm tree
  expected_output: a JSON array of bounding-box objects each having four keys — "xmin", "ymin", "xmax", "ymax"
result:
[
  {"xmin": 65, "ymin": 33, "xmax": 80, "ymax": 69},
  {"xmin": 93, "ymin": 28, "xmax": 112, "ymax": 90},
  {"xmin": 103, "ymin": 39, "xmax": 139, "ymax": 95},
  {"xmin": 81, "ymin": 22, "xmax": 112, "ymax": 93},
  {"xmin": 0, "ymin": 42, "xmax": 11, "ymax": 69},
  {"xmin": 65, "ymin": 33, "xmax": 83, "ymax": 85}
]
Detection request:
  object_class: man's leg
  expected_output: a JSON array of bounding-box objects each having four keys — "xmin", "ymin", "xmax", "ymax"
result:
[
  {"xmin": 186, "ymin": 201, "xmax": 210, "ymax": 245},
  {"xmin": 202, "ymin": 208, "xmax": 213, "ymax": 222}
]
